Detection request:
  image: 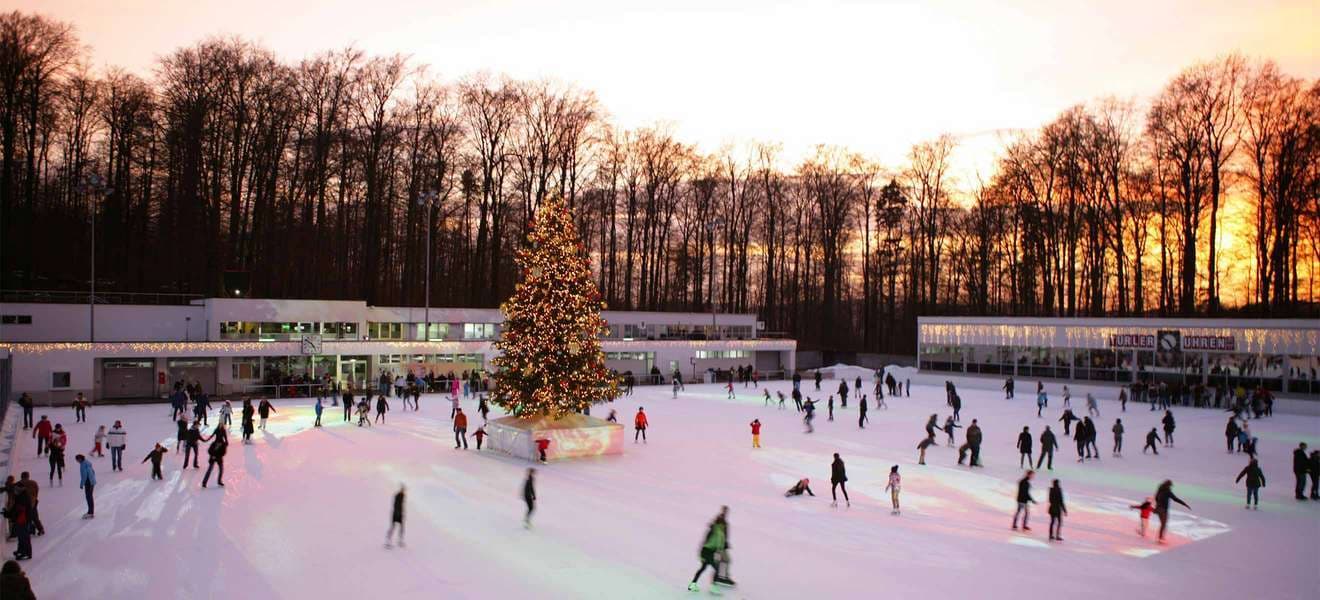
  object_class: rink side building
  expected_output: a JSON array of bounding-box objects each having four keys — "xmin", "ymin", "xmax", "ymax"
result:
[
  {"xmin": 0, "ymin": 298, "xmax": 795, "ymax": 403},
  {"xmin": 916, "ymin": 316, "xmax": 1320, "ymax": 397}
]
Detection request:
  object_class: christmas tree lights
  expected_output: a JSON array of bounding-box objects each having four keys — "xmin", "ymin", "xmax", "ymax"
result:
[{"xmin": 491, "ymin": 196, "xmax": 620, "ymax": 418}]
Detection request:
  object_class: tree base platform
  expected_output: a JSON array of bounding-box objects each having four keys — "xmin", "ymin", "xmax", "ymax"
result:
[{"xmin": 486, "ymin": 413, "xmax": 624, "ymax": 461}]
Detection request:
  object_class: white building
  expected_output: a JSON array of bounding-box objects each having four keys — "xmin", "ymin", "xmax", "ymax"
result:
[
  {"xmin": 0, "ymin": 298, "xmax": 795, "ymax": 402},
  {"xmin": 917, "ymin": 316, "xmax": 1319, "ymax": 397}
]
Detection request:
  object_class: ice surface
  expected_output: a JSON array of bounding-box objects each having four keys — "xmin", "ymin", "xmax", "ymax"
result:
[{"xmin": 6, "ymin": 374, "xmax": 1319, "ymax": 599}]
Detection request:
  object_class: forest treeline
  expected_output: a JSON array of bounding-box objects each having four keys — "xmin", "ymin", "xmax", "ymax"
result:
[{"xmin": 1, "ymin": 11, "xmax": 1317, "ymax": 352}]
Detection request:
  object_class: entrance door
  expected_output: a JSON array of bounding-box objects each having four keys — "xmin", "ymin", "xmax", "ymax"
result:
[
  {"xmin": 168, "ymin": 358, "xmax": 218, "ymax": 394},
  {"xmin": 339, "ymin": 355, "xmax": 369, "ymax": 391},
  {"xmin": 102, "ymin": 359, "xmax": 156, "ymax": 399}
]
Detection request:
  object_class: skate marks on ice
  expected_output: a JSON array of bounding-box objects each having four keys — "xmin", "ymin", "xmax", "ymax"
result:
[{"xmin": 752, "ymin": 448, "xmax": 1229, "ymax": 558}]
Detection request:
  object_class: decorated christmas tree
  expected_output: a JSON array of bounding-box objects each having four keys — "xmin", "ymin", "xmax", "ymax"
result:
[{"xmin": 491, "ymin": 196, "xmax": 619, "ymax": 419}]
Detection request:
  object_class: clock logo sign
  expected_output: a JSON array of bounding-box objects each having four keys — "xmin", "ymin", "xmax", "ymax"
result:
[{"xmin": 1157, "ymin": 330, "xmax": 1181, "ymax": 352}]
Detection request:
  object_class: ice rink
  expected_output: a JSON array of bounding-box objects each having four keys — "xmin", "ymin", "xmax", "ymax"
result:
[{"xmin": 6, "ymin": 368, "xmax": 1319, "ymax": 599}]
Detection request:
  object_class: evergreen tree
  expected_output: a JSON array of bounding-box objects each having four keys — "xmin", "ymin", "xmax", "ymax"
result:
[{"xmin": 492, "ymin": 196, "xmax": 619, "ymax": 418}]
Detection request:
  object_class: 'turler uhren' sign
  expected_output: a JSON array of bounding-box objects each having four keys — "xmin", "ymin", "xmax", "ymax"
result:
[{"xmin": 1108, "ymin": 331, "xmax": 1236, "ymax": 352}]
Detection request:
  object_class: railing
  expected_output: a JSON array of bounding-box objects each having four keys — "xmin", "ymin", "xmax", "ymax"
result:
[{"xmin": 1, "ymin": 289, "xmax": 204, "ymax": 306}]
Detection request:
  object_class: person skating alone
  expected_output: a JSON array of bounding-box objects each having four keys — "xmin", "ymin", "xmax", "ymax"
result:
[
  {"xmin": 1161, "ymin": 410, "xmax": 1176, "ymax": 447},
  {"xmin": 17, "ymin": 393, "xmax": 34, "ymax": 430},
  {"xmin": 1112, "ymin": 419, "xmax": 1125, "ymax": 456},
  {"xmin": 830, "ymin": 453, "xmax": 850, "ymax": 507},
  {"xmin": 1058, "ymin": 409, "xmax": 1077, "ymax": 436},
  {"xmin": 258, "ymin": 398, "xmax": 276, "ymax": 430},
  {"xmin": 473, "ymin": 426, "xmax": 487, "ymax": 450},
  {"xmin": 76, "ymin": 454, "xmax": 95, "ymax": 519},
  {"xmin": 47, "ymin": 432, "xmax": 65, "ymax": 485},
  {"xmin": 1017, "ymin": 426, "xmax": 1033, "ymax": 468},
  {"xmin": 827, "ymin": 395, "xmax": 834, "ymax": 421},
  {"xmin": 1048, "ymin": 479, "xmax": 1067, "ymax": 541},
  {"xmin": 943, "ymin": 416, "xmax": 960, "ymax": 447},
  {"xmin": 313, "ymin": 397, "xmax": 323, "ymax": 428},
  {"xmin": 386, "ymin": 485, "xmax": 406, "ymax": 548},
  {"xmin": 73, "ymin": 392, "xmax": 88, "ymax": 423},
  {"xmin": 107, "ymin": 420, "xmax": 127, "ymax": 472},
  {"xmin": 1011, "ymin": 470, "xmax": 1036, "ymax": 531},
  {"xmin": 1036, "ymin": 390, "xmax": 1047, "ymax": 418},
  {"xmin": 687, "ymin": 506, "xmax": 733, "ymax": 592},
  {"xmin": 241, "ymin": 400, "xmax": 255, "ymax": 444},
  {"xmin": 535, "ymin": 438, "xmax": 550, "ymax": 463},
  {"xmin": 749, "ymin": 419, "xmax": 761, "ymax": 448},
  {"xmin": 220, "ymin": 400, "xmax": 233, "ymax": 428},
  {"xmin": 343, "ymin": 388, "xmax": 354, "ymax": 423},
  {"xmin": 1309, "ymin": 450, "xmax": 1320, "ymax": 500},
  {"xmin": 858, "ymin": 396, "xmax": 868, "ymax": 428},
  {"xmin": 142, "ymin": 443, "xmax": 168, "ymax": 480},
  {"xmin": 375, "ymin": 395, "xmax": 389, "ymax": 424},
  {"xmin": 634, "ymin": 407, "xmax": 649, "ymax": 443},
  {"xmin": 803, "ymin": 399, "xmax": 816, "ymax": 434},
  {"xmin": 1235, "ymin": 458, "xmax": 1266, "ymax": 509},
  {"xmin": 1036, "ymin": 426, "xmax": 1057, "ymax": 470},
  {"xmin": 1143, "ymin": 428, "xmax": 1162, "ymax": 455},
  {"xmin": 1225, "ymin": 417, "xmax": 1240, "ymax": 453},
  {"xmin": 1153, "ymin": 480, "xmax": 1190, "ymax": 543},
  {"xmin": 885, "ymin": 465, "xmax": 902, "ymax": 515},
  {"xmin": 1086, "ymin": 393, "xmax": 1099, "ymax": 417},
  {"xmin": 523, "ymin": 468, "xmax": 537, "ymax": 528},
  {"xmin": 453, "ymin": 408, "xmax": 469, "ymax": 449}
]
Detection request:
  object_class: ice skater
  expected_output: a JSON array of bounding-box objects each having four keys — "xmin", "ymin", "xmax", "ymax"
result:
[
  {"xmin": 1235, "ymin": 458, "xmax": 1265, "ymax": 509},
  {"xmin": 830, "ymin": 453, "xmax": 850, "ymax": 507},
  {"xmin": 453, "ymin": 408, "xmax": 469, "ymax": 449},
  {"xmin": 749, "ymin": 419, "xmax": 761, "ymax": 448},
  {"xmin": 885, "ymin": 465, "xmax": 902, "ymax": 514},
  {"xmin": 1036, "ymin": 391, "xmax": 1047, "ymax": 417},
  {"xmin": 181, "ymin": 421, "xmax": 203, "ymax": 469},
  {"xmin": 91, "ymin": 425, "xmax": 106, "ymax": 458},
  {"xmin": 313, "ymin": 397, "xmax": 323, "ymax": 428},
  {"xmin": 1161, "ymin": 411, "xmax": 1176, "ymax": 447},
  {"xmin": 917, "ymin": 434, "xmax": 936, "ymax": 465},
  {"xmin": 73, "ymin": 392, "xmax": 88, "ymax": 423},
  {"xmin": 523, "ymin": 468, "xmax": 537, "ymax": 528},
  {"xmin": 1293, "ymin": 443, "xmax": 1310, "ymax": 500},
  {"xmin": 858, "ymin": 396, "xmax": 868, "ymax": 428},
  {"xmin": 1086, "ymin": 393, "xmax": 1099, "ymax": 417},
  {"xmin": 1130, "ymin": 497, "xmax": 1154, "ymax": 537},
  {"xmin": 943, "ymin": 416, "xmax": 960, "ymax": 446},
  {"xmin": 107, "ymin": 421, "xmax": 126, "ymax": 472},
  {"xmin": 474, "ymin": 426, "xmax": 486, "ymax": 450},
  {"xmin": 1036, "ymin": 426, "xmax": 1057, "ymax": 470},
  {"xmin": 1143, "ymin": 428, "xmax": 1162, "ymax": 455},
  {"xmin": 257, "ymin": 398, "xmax": 276, "ymax": 430},
  {"xmin": 1112, "ymin": 419, "xmax": 1124, "ymax": 455},
  {"xmin": 201, "ymin": 426, "xmax": 228, "ymax": 488},
  {"xmin": 687, "ymin": 506, "xmax": 733, "ymax": 592},
  {"xmin": 1048, "ymin": 479, "xmax": 1067, "ymax": 541},
  {"xmin": 375, "ymin": 395, "xmax": 390, "ymax": 423},
  {"xmin": 386, "ymin": 485, "xmax": 406, "ymax": 548},
  {"xmin": 142, "ymin": 443, "xmax": 167, "ymax": 480},
  {"xmin": 76, "ymin": 454, "xmax": 95, "ymax": 519},
  {"xmin": 958, "ymin": 419, "xmax": 982, "ymax": 467},
  {"xmin": 1011, "ymin": 470, "xmax": 1036, "ymax": 531},
  {"xmin": 242, "ymin": 400, "xmax": 255, "ymax": 443},
  {"xmin": 1153, "ymin": 480, "xmax": 1190, "ymax": 543},
  {"xmin": 1058, "ymin": 409, "xmax": 1078, "ymax": 436},
  {"xmin": 343, "ymin": 389, "xmax": 354, "ymax": 422},
  {"xmin": 634, "ymin": 407, "xmax": 648, "ymax": 443},
  {"xmin": 47, "ymin": 436, "xmax": 65, "ymax": 485},
  {"xmin": 803, "ymin": 399, "xmax": 815, "ymax": 433},
  {"xmin": 535, "ymin": 438, "xmax": 550, "ymax": 462},
  {"xmin": 827, "ymin": 395, "xmax": 834, "ymax": 421},
  {"xmin": 220, "ymin": 400, "xmax": 233, "ymax": 427},
  {"xmin": 784, "ymin": 478, "xmax": 814, "ymax": 497},
  {"xmin": 1017, "ymin": 426, "xmax": 1033, "ymax": 468}
]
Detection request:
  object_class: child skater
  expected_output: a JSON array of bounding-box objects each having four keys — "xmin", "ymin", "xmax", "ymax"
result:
[
  {"xmin": 885, "ymin": 465, "xmax": 902, "ymax": 514},
  {"xmin": 91, "ymin": 425, "xmax": 106, "ymax": 457}
]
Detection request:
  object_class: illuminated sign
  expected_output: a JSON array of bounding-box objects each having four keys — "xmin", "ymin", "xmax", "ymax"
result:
[
  {"xmin": 1108, "ymin": 334, "xmax": 1154, "ymax": 349},
  {"xmin": 1109, "ymin": 331, "xmax": 1235, "ymax": 352}
]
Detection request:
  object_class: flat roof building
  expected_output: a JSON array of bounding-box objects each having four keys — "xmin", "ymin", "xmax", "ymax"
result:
[
  {"xmin": 0, "ymin": 298, "xmax": 795, "ymax": 402},
  {"xmin": 917, "ymin": 316, "xmax": 1319, "ymax": 397}
]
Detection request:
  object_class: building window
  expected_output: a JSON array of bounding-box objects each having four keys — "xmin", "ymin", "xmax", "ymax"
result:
[
  {"xmin": 1, "ymin": 315, "xmax": 32, "ymax": 325},
  {"xmin": 368, "ymin": 322, "xmax": 406, "ymax": 340},
  {"xmin": 232, "ymin": 357, "xmax": 262, "ymax": 380},
  {"xmin": 463, "ymin": 323, "xmax": 496, "ymax": 340},
  {"xmin": 51, "ymin": 371, "xmax": 71, "ymax": 388},
  {"xmin": 414, "ymin": 323, "xmax": 449, "ymax": 341},
  {"xmin": 695, "ymin": 350, "xmax": 751, "ymax": 360}
]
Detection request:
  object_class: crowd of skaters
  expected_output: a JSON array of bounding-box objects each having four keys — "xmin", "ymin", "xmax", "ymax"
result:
[{"xmin": 4, "ymin": 367, "xmax": 1319, "ymax": 595}]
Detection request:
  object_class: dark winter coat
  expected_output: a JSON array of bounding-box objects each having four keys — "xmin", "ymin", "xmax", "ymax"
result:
[
  {"xmin": 1016, "ymin": 477, "xmax": 1035, "ymax": 503},
  {"xmin": 1048, "ymin": 486, "xmax": 1066, "ymax": 517},
  {"xmin": 966, "ymin": 424, "xmax": 982, "ymax": 447},
  {"xmin": 1294, "ymin": 448, "xmax": 1310, "ymax": 474},
  {"xmin": 831, "ymin": 458, "xmax": 847, "ymax": 483},
  {"xmin": 0, "ymin": 569, "xmax": 36, "ymax": 600},
  {"xmin": 1040, "ymin": 430, "xmax": 1057, "ymax": 452},
  {"xmin": 1236, "ymin": 464, "xmax": 1266, "ymax": 488},
  {"xmin": 1155, "ymin": 485, "xmax": 1189, "ymax": 513},
  {"xmin": 1017, "ymin": 432, "xmax": 1032, "ymax": 452}
]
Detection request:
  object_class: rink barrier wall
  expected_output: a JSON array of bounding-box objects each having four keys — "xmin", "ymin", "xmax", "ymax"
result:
[
  {"xmin": 486, "ymin": 414, "xmax": 625, "ymax": 461},
  {"xmin": 897, "ymin": 369, "xmax": 1320, "ymax": 417}
]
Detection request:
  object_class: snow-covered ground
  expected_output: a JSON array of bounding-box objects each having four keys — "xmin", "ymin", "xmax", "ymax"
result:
[{"xmin": 6, "ymin": 370, "xmax": 1319, "ymax": 599}]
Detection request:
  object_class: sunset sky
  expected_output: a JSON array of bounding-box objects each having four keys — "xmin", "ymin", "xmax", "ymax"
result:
[{"xmin": 15, "ymin": 0, "xmax": 1320, "ymax": 177}]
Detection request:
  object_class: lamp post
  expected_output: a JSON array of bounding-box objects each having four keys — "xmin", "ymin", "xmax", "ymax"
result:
[
  {"xmin": 417, "ymin": 190, "xmax": 439, "ymax": 340},
  {"xmin": 79, "ymin": 173, "xmax": 110, "ymax": 343}
]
